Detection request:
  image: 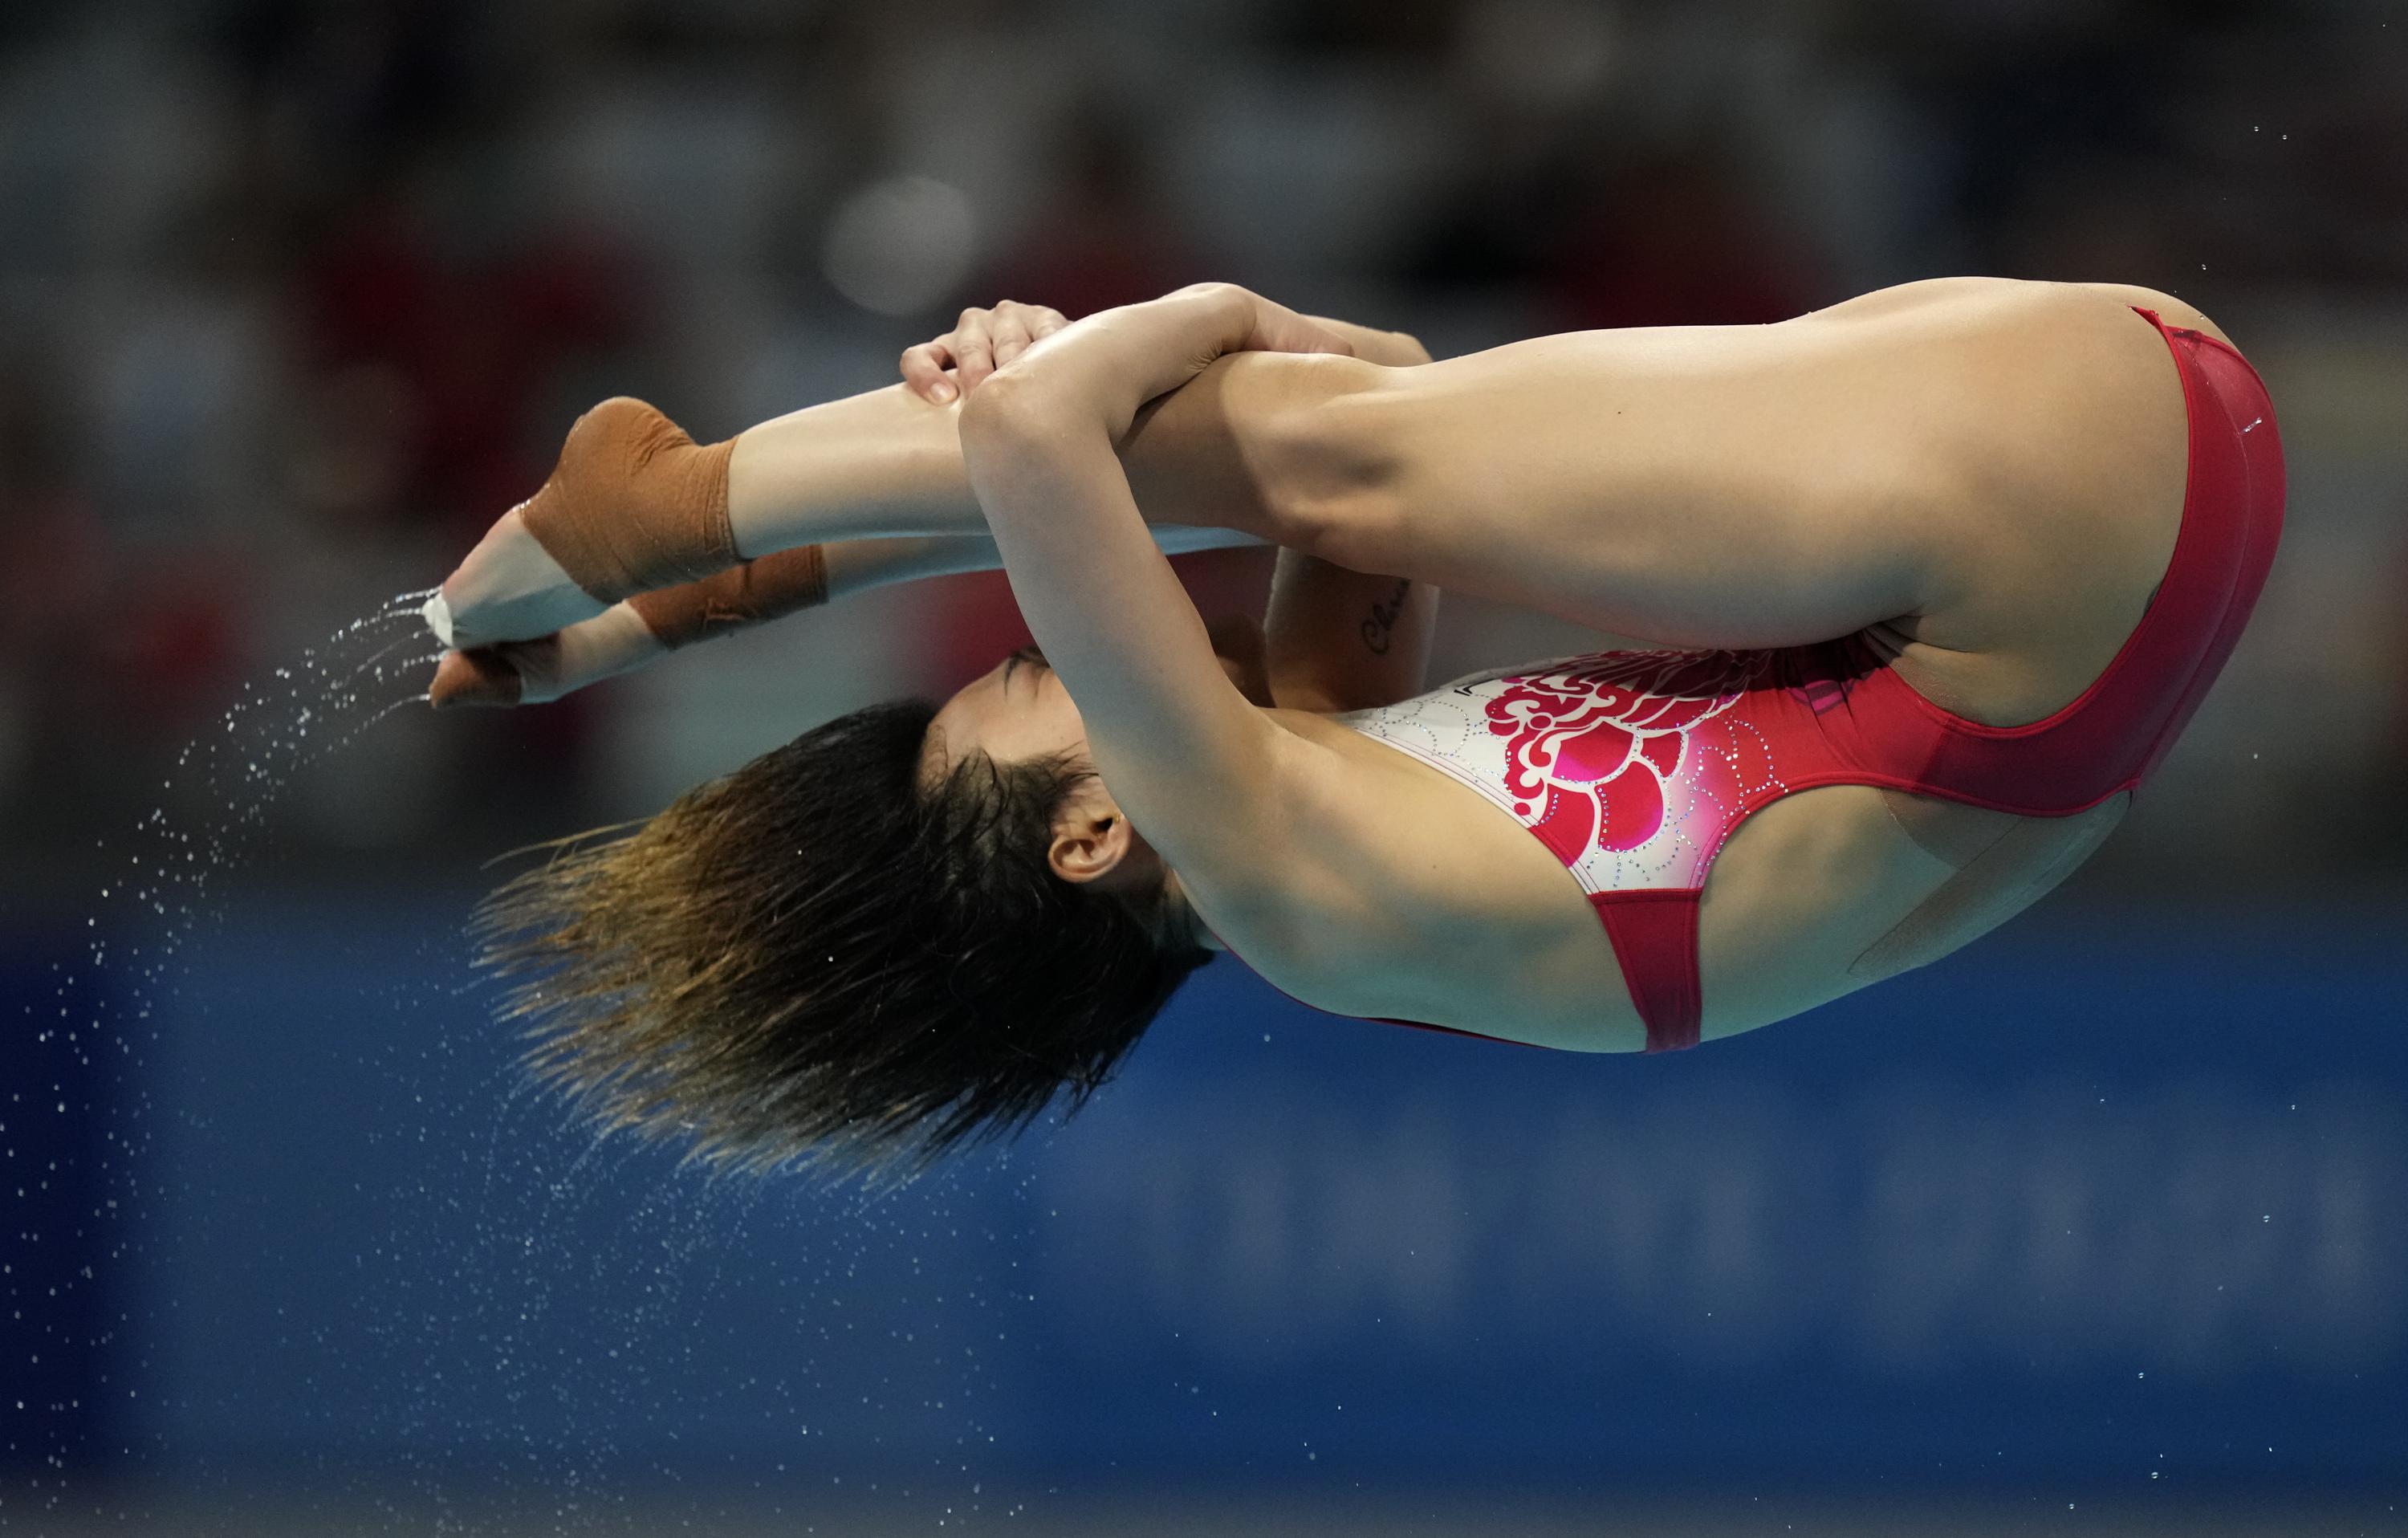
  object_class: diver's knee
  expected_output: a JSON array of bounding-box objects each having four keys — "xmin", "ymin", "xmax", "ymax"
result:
[{"xmin": 1253, "ymin": 360, "xmax": 1413, "ymax": 565}]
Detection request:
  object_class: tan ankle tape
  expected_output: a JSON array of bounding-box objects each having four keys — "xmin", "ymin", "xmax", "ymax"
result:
[
  {"xmin": 627, "ymin": 544, "xmax": 830, "ymax": 650},
  {"xmin": 519, "ymin": 397, "xmax": 738, "ymax": 604}
]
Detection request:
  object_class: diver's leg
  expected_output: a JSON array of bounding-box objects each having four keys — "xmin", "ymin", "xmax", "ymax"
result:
[
  {"xmin": 438, "ymin": 278, "xmax": 2182, "ymax": 668},
  {"xmin": 435, "ymin": 366, "xmax": 1337, "ymax": 649},
  {"xmin": 726, "ymin": 372, "xmax": 1360, "ymax": 549},
  {"xmin": 1251, "ymin": 278, "xmax": 2190, "ymax": 657}
]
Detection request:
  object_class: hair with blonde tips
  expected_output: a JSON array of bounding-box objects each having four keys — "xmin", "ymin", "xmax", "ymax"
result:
[{"xmin": 474, "ymin": 698, "xmax": 1208, "ymax": 1179}]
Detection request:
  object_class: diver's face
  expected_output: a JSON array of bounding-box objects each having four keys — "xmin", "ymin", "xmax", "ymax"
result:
[
  {"xmin": 924, "ymin": 620, "xmax": 1272, "ymax": 783},
  {"xmin": 924, "ymin": 645, "xmax": 1087, "ymax": 778}
]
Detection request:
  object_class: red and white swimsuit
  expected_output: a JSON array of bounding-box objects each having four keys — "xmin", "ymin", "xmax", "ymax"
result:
[{"xmin": 1316, "ymin": 308, "xmax": 2285, "ymax": 1052}]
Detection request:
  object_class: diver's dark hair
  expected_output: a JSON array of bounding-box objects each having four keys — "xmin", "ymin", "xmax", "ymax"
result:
[{"xmin": 474, "ymin": 698, "xmax": 1209, "ymax": 1180}]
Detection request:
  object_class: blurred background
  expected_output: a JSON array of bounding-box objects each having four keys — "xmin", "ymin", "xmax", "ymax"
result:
[{"xmin": 2, "ymin": 0, "xmax": 2404, "ymax": 1533}]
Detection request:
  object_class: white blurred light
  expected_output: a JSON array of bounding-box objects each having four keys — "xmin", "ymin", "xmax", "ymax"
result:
[{"xmin": 820, "ymin": 176, "xmax": 980, "ymax": 317}]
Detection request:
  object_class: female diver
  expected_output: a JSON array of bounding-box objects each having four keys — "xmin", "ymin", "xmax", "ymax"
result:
[{"xmin": 430, "ymin": 278, "xmax": 2284, "ymax": 1174}]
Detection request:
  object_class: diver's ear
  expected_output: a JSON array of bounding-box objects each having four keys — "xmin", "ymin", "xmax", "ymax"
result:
[{"xmin": 1047, "ymin": 808, "xmax": 1136, "ymax": 886}]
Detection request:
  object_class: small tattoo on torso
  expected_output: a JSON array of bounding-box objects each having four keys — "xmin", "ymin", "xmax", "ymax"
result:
[{"xmin": 1361, "ymin": 579, "xmax": 1412, "ymax": 656}]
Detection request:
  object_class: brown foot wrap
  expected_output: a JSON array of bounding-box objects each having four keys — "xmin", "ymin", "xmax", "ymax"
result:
[
  {"xmin": 520, "ymin": 397, "xmax": 738, "ymax": 604},
  {"xmin": 627, "ymin": 544, "xmax": 831, "ymax": 649}
]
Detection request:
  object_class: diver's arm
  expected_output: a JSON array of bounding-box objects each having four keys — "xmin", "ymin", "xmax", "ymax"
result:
[
  {"xmin": 896, "ymin": 299, "xmax": 1430, "ymax": 405},
  {"xmin": 952, "ymin": 287, "xmax": 1352, "ymax": 857},
  {"xmin": 1256, "ymin": 315, "xmax": 1439, "ymax": 712},
  {"xmin": 893, "ymin": 296, "xmax": 1445, "ymax": 720}
]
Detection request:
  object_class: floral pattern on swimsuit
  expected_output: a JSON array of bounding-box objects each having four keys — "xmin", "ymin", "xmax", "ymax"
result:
[{"xmin": 1336, "ymin": 649, "xmax": 1791, "ymax": 895}]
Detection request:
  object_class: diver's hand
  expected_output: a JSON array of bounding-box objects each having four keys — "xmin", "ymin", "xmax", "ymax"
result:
[
  {"xmin": 428, "ymin": 544, "xmax": 831, "ymax": 708},
  {"xmin": 1198, "ymin": 283, "xmax": 1358, "ymax": 362},
  {"xmin": 429, "ymin": 397, "xmax": 740, "ymax": 650},
  {"xmin": 899, "ymin": 301, "xmax": 1072, "ymax": 404},
  {"xmin": 981, "ymin": 283, "xmax": 1352, "ymax": 437}
]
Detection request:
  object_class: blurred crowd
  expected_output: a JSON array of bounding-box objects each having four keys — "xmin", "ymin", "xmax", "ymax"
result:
[{"xmin": 1, "ymin": 0, "xmax": 2403, "ymax": 892}]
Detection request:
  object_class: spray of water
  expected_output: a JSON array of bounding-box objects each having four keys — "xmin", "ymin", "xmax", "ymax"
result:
[
  {"xmin": 17, "ymin": 594, "xmax": 1035, "ymax": 1533},
  {"xmin": 95, "ymin": 591, "xmax": 441, "ymax": 997},
  {"xmin": 13, "ymin": 591, "xmax": 443, "ymax": 1520}
]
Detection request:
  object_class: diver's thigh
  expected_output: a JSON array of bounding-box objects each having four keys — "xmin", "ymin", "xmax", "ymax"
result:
[{"xmin": 1320, "ymin": 323, "xmax": 1951, "ymax": 649}]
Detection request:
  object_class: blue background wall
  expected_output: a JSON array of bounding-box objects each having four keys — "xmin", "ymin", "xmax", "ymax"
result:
[{"xmin": 70, "ymin": 891, "xmax": 2403, "ymax": 1508}]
